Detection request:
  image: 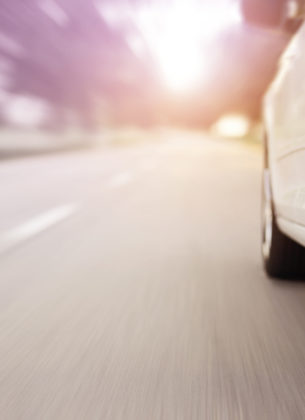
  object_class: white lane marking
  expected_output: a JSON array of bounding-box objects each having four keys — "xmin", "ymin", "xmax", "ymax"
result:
[
  {"xmin": 107, "ymin": 172, "xmax": 133, "ymax": 188},
  {"xmin": 0, "ymin": 204, "xmax": 77, "ymax": 251}
]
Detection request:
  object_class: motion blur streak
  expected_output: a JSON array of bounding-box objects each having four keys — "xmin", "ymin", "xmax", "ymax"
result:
[
  {"xmin": 0, "ymin": 0, "xmax": 287, "ymax": 128},
  {"xmin": 0, "ymin": 0, "xmax": 300, "ymax": 418},
  {"xmin": 1, "ymin": 132, "xmax": 305, "ymax": 419},
  {"xmin": 1, "ymin": 204, "xmax": 77, "ymax": 253}
]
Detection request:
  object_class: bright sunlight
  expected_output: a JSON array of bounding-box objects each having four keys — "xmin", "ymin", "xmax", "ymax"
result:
[{"xmin": 134, "ymin": 0, "xmax": 241, "ymax": 92}]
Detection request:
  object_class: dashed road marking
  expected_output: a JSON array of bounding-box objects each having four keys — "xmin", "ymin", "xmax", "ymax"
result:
[{"xmin": 0, "ymin": 204, "xmax": 77, "ymax": 253}]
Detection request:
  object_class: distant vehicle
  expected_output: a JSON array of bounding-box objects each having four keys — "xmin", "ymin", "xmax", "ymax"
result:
[{"xmin": 241, "ymin": 0, "xmax": 305, "ymax": 278}]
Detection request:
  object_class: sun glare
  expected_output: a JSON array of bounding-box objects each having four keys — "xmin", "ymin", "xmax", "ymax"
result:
[
  {"xmin": 158, "ymin": 44, "xmax": 203, "ymax": 92},
  {"xmin": 97, "ymin": 0, "xmax": 241, "ymax": 92},
  {"xmin": 133, "ymin": 0, "xmax": 241, "ymax": 92}
]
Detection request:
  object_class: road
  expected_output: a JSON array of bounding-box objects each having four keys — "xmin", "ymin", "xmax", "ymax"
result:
[{"xmin": 1, "ymin": 132, "xmax": 305, "ymax": 419}]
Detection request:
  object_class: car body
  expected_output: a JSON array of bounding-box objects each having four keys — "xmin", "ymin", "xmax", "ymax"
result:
[
  {"xmin": 263, "ymin": 20, "xmax": 305, "ymax": 277},
  {"xmin": 241, "ymin": 0, "xmax": 305, "ymax": 277},
  {"xmin": 264, "ymin": 21, "xmax": 305, "ymax": 241}
]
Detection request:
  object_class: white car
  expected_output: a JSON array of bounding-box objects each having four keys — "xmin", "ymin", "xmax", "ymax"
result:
[{"xmin": 242, "ymin": 0, "xmax": 305, "ymax": 277}]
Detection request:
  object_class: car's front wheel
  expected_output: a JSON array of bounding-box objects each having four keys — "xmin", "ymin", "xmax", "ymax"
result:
[{"xmin": 262, "ymin": 167, "xmax": 305, "ymax": 278}]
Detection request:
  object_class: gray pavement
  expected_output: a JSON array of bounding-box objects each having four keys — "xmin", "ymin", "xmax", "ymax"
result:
[{"xmin": 1, "ymin": 133, "xmax": 305, "ymax": 419}]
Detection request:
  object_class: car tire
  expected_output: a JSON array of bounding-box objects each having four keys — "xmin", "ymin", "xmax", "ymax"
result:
[{"xmin": 262, "ymin": 166, "xmax": 305, "ymax": 279}]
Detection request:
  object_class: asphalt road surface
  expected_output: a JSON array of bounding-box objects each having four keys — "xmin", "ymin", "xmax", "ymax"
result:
[{"xmin": 1, "ymin": 132, "xmax": 305, "ymax": 419}]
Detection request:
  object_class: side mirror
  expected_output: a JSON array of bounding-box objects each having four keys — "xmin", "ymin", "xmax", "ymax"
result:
[{"xmin": 240, "ymin": 0, "xmax": 287, "ymax": 28}]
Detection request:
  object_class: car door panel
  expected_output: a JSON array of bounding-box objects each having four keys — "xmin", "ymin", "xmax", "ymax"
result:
[{"xmin": 266, "ymin": 22, "xmax": 305, "ymax": 226}]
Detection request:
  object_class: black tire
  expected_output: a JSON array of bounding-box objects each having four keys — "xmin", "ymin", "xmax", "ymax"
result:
[{"xmin": 262, "ymin": 157, "xmax": 305, "ymax": 279}]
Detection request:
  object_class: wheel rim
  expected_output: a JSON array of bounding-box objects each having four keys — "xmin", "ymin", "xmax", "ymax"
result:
[{"xmin": 262, "ymin": 169, "xmax": 273, "ymax": 260}]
